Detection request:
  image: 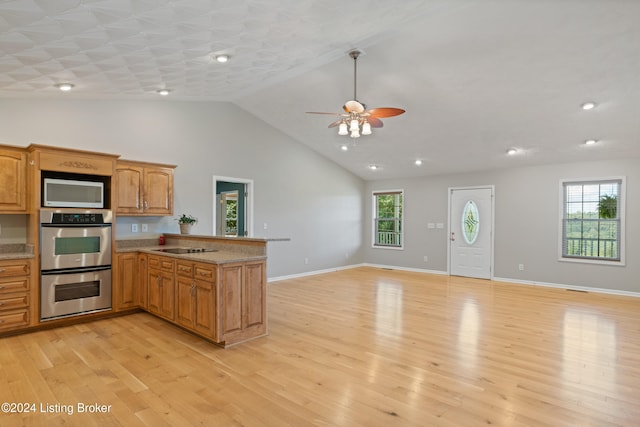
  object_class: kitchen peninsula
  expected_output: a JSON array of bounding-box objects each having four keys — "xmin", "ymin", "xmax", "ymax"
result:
[{"xmin": 114, "ymin": 234, "xmax": 284, "ymax": 347}]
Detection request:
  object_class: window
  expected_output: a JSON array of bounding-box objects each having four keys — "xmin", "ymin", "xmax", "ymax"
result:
[
  {"xmin": 373, "ymin": 190, "xmax": 403, "ymax": 248},
  {"xmin": 560, "ymin": 178, "xmax": 625, "ymax": 264}
]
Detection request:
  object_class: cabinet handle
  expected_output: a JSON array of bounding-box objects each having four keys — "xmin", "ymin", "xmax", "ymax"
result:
[
  {"xmin": 144, "ymin": 200, "xmax": 148, "ymax": 210},
  {"xmin": 0, "ymin": 268, "xmax": 5, "ymax": 273},
  {"xmin": 0, "ymin": 301, "xmax": 5, "ymax": 306},
  {"xmin": 0, "ymin": 319, "xmax": 4, "ymax": 324},
  {"xmin": 0, "ymin": 286, "xmax": 4, "ymax": 290}
]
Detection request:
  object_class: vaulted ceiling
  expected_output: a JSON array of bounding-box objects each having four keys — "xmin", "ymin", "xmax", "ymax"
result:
[{"xmin": 2, "ymin": 0, "xmax": 639, "ymax": 179}]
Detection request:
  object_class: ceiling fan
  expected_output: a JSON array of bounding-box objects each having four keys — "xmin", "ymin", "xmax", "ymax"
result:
[{"xmin": 306, "ymin": 49, "xmax": 405, "ymax": 139}]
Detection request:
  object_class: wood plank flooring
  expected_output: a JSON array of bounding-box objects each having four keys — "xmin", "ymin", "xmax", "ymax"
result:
[{"xmin": 1, "ymin": 266, "xmax": 639, "ymax": 426}]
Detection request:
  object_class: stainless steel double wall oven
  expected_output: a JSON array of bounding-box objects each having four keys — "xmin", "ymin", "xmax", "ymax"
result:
[{"xmin": 40, "ymin": 209, "xmax": 113, "ymax": 321}]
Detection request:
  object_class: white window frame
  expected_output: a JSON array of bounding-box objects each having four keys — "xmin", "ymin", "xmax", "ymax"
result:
[
  {"xmin": 372, "ymin": 189, "xmax": 404, "ymax": 250},
  {"xmin": 558, "ymin": 177, "xmax": 626, "ymax": 266}
]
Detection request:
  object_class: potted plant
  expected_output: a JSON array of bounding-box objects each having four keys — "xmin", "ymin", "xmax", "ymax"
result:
[{"xmin": 177, "ymin": 214, "xmax": 197, "ymax": 234}]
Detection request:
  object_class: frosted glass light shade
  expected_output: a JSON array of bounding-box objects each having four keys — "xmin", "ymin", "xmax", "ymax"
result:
[{"xmin": 338, "ymin": 122, "xmax": 348, "ymax": 135}]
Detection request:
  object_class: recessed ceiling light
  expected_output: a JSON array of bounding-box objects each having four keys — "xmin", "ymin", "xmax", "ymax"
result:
[
  {"xmin": 368, "ymin": 164, "xmax": 378, "ymax": 170},
  {"xmin": 341, "ymin": 145, "xmax": 348, "ymax": 151},
  {"xmin": 506, "ymin": 148, "xmax": 518, "ymax": 155},
  {"xmin": 584, "ymin": 139, "xmax": 598, "ymax": 145},
  {"xmin": 156, "ymin": 89, "xmax": 170, "ymax": 96},
  {"xmin": 54, "ymin": 83, "xmax": 74, "ymax": 91},
  {"xmin": 215, "ymin": 54, "xmax": 229, "ymax": 63},
  {"xmin": 415, "ymin": 159, "xmax": 423, "ymax": 166},
  {"xmin": 581, "ymin": 102, "xmax": 596, "ymax": 110}
]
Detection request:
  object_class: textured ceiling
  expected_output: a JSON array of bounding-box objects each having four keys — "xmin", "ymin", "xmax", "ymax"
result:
[{"xmin": 1, "ymin": 0, "xmax": 639, "ymax": 180}]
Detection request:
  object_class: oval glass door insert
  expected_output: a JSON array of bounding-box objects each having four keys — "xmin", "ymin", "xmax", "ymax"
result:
[{"xmin": 462, "ymin": 200, "xmax": 480, "ymax": 245}]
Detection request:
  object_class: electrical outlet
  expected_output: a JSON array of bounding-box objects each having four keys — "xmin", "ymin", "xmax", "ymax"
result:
[
  {"xmin": 263, "ymin": 222, "xmax": 268, "ymax": 230},
  {"xmin": 518, "ymin": 264, "xmax": 524, "ymax": 271},
  {"xmin": 141, "ymin": 224, "xmax": 148, "ymax": 232},
  {"xmin": 131, "ymin": 224, "xmax": 138, "ymax": 233},
  {"xmin": 304, "ymin": 257, "xmax": 309, "ymax": 265},
  {"xmin": 423, "ymin": 255, "xmax": 428, "ymax": 262}
]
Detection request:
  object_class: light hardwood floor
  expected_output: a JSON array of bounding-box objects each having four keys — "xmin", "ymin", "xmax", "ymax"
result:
[{"xmin": 1, "ymin": 267, "xmax": 639, "ymax": 426}]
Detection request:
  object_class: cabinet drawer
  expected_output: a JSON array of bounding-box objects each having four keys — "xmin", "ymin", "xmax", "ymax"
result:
[
  {"xmin": 194, "ymin": 264, "xmax": 215, "ymax": 282},
  {"xmin": 176, "ymin": 262, "xmax": 193, "ymax": 277},
  {"xmin": 148, "ymin": 256, "xmax": 175, "ymax": 272},
  {"xmin": 0, "ymin": 261, "xmax": 30, "ymax": 277},
  {"xmin": 0, "ymin": 309, "xmax": 29, "ymax": 332},
  {"xmin": 0, "ymin": 278, "xmax": 29, "ymax": 294},
  {"xmin": 0, "ymin": 293, "xmax": 29, "ymax": 311}
]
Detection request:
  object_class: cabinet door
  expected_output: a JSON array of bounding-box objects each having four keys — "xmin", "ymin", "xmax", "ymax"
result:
[
  {"xmin": 176, "ymin": 277, "xmax": 195, "ymax": 328},
  {"xmin": 159, "ymin": 271, "xmax": 175, "ymax": 320},
  {"xmin": 0, "ymin": 148, "xmax": 27, "ymax": 213},
  {"xmin": 115, "ymin": 165, "xmax": 144, "ymax": 214},
  {"xmin": 147, "ymin": 268, "xmax": 162, "ymax": 315},
  {"xmin": 114, "ymin": 253, "xmax": 137, "ymax": 311},
  {"xmin": 143, "ymin": 167, "xmax": 173, "ymax": 215},
  {"xmin": 137, "ymin": 254, "xmax": 148, "ymax": 309},
  {"xmin": 194, "ymin": 280, "xmax": 215, "ymax": 337},
  {"xmin": 219, "ymin": 263, "xmax": 243, "ymax": 335},
  {"xmin": 243, "ymin": 261, "xmax": 266, "ymax": 329}
]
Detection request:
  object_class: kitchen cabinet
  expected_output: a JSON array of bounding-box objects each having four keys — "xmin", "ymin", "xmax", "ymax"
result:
[
  {"xmin": 0, "ymin": 259, "xmax": 31, "ymax": 332},
  {"xmin": 141, "ymin": 253, "xmax": 266, "ymax": 346},
  {"xmin": 218, "ymin": 260, "xmax": 267, "ymax": 345},
  {"xmin": 147, "ymin": 255, "xmax": 175, "ymax": 320},
  {"xmin": 175, "ymin": 260, "xmax": 216, "ymax": 338},
  {"xmin": 115, "ymin": 161, "xmax": 175, "ymax": 216},
  {"xmin": 0, "ymin": 147, "xmax": 27, "ymax": 213},
  {"xmin": 114, "ymin": 253, "xmax": 138, "ymax": 311}
]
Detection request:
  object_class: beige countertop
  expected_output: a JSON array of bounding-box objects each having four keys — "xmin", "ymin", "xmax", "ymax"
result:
[
  {"xmin": 118, "ymin": 245, "xmax": 267, "ymax": 264},
  {"xmin": 0, "ymin": 244, "xmax": 35, "ymax": 260}
]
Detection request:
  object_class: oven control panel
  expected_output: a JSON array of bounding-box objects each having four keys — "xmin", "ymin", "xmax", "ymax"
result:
[{"xmin": 52, "ymin": 213, "xmax": 104, "ymax": 224}]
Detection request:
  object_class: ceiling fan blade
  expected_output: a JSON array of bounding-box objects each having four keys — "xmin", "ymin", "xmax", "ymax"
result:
[
  {"xmin": 328, "ymin": 119, "xmax": 344, "ymax": 128},
  {"xmin": 368, "ymin": 117, "xmax": 384, "ymax": 128},
  {"xmin": 306, "ymin": 111, "xmax": 345, "ymax": 116},
  {"xmin": 365, "ymin": 107, "xmax": 406, "ymax": 118},
  {"xmin": 343, "ymin": 100, "xmax": 365, "ymax": 113}
]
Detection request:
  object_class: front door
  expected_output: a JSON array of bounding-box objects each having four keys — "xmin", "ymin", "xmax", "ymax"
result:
[{"xmin": 449, "ymin": 186, "xmax": 493, "ymax": 279}]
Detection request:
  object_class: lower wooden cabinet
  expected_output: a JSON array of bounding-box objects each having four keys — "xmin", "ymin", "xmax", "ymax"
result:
[
  {"xmin": 147, "ymin": 255, "xmax": 175, "ymax": 321},
  {"xmin": 114, "ymin": 253, "xmax": 137, "ymax": 311},
  {"xmin": 176, "ymin": 260, "xmax": 216, "ymax": 338},
  {"xmin": 0, "ymin": 259, "xmax": 31, "ymax": 332},
  {"xmin": 111, "ymin": 252, "xmax": 266, "ymax": 346},
  {"xmin": 218, "ymin": 260, "xmax": 267, "ymax": 345}
]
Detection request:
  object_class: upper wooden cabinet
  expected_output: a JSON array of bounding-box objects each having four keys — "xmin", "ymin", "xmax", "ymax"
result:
[
  {"xmin": 0, "ymin": 147, "xmax": 27, "ymax": 213},
  {"xmin": 115, "ymin": 160, "xmax": 175, "ymax": 216}
]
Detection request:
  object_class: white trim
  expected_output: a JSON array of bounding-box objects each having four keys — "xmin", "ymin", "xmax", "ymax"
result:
[
  {"xmin": 371, "ymin": 189, "xmax": 405, "ymax": 249},
  {"xmin": 268, "ymin": 264, "xmax": 366, "ymax": 282},
  {"xmin": 212, "ymin": 175, "xmax": 254, "ymax": 237},
  {"xmin": 492, "ymin": 276, "xmax": 640, "ymax": 298},
  {"xmin": 447, "ymin": 185, "xmax": 495, "ymax": 279},
  {"xmin": 558, "ymin": 176, "xmax": 626, "ymax": 266},
  {"xmin": 269, "ymin": 264, "xmax": 640, "ymax": 299}
]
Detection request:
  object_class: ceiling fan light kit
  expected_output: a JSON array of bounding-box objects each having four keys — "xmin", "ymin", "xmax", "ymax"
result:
[{"xmin": 307, "ymin": 49, "xmax": 405, "ymax": 139}]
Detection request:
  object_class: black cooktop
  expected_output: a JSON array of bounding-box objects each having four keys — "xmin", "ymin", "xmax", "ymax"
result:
[{"xmin": 154, "ymin": 248, "xmax": 218, "ymax": 254}]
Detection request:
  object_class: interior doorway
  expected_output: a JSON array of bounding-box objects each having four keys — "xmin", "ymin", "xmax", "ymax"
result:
[
  {"xmin": 448, "ymin": 186, "xmax": 494, "ymax": 279},
  {"xmin": 213, "ymin": 176, "xmax": 253, "ymax": 237}
]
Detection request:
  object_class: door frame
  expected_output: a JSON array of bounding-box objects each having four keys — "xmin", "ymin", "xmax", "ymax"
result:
[
  {"xmin": 447, "ymin": 185, "xmax": 495, "ymax": 279},
  {"xmin": 212, "ymin": 176, "xmax": 254, "ymax": 237}
]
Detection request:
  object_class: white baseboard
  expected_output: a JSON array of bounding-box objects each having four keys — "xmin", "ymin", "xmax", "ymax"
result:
[
  {"xmin": 269, "ymin": 264, "xmax": 640, "ymax": 298},
  {"xmin": 492, "ymin": 276, "xmax": 640, "ymax": 298},
  {"xmin": 268, "ymin": 263, "xmax": 367, "ymax": 283}
]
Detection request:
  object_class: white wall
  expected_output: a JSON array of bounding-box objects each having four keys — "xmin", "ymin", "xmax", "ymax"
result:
[
  {"xmin": 364, "ymin": 158, "xmax": 640, "ymax": 293},
  {"xmin": 0, "ymin": 98, "xmax": 365, "ymax": 278}
]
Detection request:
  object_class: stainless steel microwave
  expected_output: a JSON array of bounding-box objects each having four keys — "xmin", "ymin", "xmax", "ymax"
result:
[{"xmin": 43, "ymin": 178, "xmax": 104, "ymax": 208}]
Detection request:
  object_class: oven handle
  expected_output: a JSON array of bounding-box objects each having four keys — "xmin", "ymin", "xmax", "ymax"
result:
[
  {"xmin": 41, "ymin": 224, "xmax": 112, "ymax": 228},
  {"xmin": 41, "ymin": 265, "xmax": 112, "ymax": 275}
]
